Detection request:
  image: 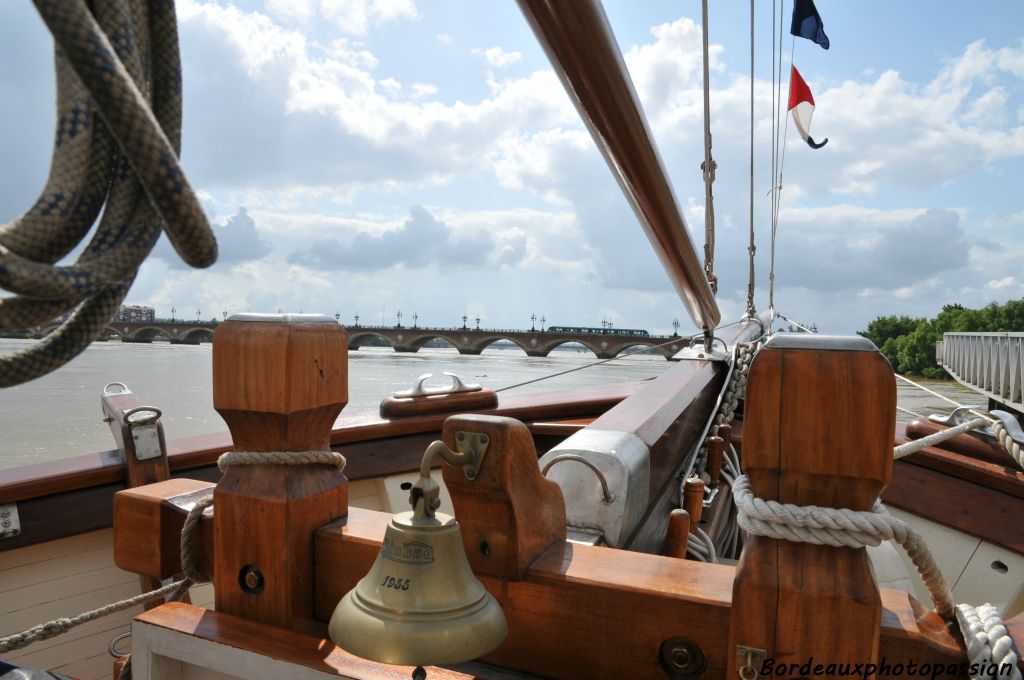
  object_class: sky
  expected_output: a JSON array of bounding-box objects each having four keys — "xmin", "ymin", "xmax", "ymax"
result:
[{"xmin": 1, "ymin": 1, "xmax": 1023, "ymax": 337}]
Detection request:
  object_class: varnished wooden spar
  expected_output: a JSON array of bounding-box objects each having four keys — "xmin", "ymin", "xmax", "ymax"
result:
[
  {"xmin": 517, "ymin": 0, "xmax": 719, "ymax": 332},
  {"xmin": 728, "ymin": 334, "xmax": 896, "ymax": 678},
  {"xmin": 550, "ymin": 315, "xmax": 765, "ymax": 552}
]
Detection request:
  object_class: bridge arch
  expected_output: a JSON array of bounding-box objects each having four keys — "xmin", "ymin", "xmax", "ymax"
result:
[
  {"xmin": 347, "ymin": 331, "xmax": 397, "ymax": 351},
  {"xmin": 469, "ymin": 336, "xmax": 532, "ymax": 355},
  {"xmin": 124, "ymin": 326, "xmax": 168, "ymax": 342},
  {"xmin": 537, "ymin": 339, "xmax": 603, "ymax": 358},
  {"xmin": 405, "ymin": 334, "xmax": 460, "ymax": 352},
  {"xmin": 177, "ymin": 327, "xmax": 214, "ymax": 344}
]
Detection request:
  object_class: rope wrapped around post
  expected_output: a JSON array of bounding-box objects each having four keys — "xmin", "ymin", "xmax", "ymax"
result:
[
  {"xmin": 217, "ymin": 450, "xmax": 348, "ymax": 472},
  {"xmin": 732, "ymin": 474, "xmax": 952, "ymax": 617},
  {"xmin": 733, "ymin": 474, "xmax": 1023, "ymax": 679}
]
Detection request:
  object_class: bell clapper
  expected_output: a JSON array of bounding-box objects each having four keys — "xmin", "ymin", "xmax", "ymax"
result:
[{"xmin": 412, "ymin": 666, "xmax": 426, "ymax": 680}]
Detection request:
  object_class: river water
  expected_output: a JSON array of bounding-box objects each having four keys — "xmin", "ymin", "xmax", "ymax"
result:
[{"xmin": 0, "ymin": 338, "xmax": 983, "ymax": 471}]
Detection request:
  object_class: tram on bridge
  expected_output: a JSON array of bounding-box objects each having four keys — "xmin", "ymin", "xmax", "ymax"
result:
[{"xmin": 545, "ymin": 325, "xmax": 650, "ymax": 337}]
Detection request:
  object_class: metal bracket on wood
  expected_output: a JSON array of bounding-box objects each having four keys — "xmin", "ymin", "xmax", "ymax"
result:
[
  {"xmin": 736, "ymin": 645, "xmax": 766, "ymax": 680},
  {"xmin": 0, "ymin": 503, "xmax": 21, "ymax": 539}
]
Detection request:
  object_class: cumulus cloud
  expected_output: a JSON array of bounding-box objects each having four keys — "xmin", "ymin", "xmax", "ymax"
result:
[
  {"xmin": 264, "ymin": 0, "xmax": 418, "ymax": 34},
  {"xmin": 153, "ymin": 207, "xmax": 271, "ymax": 270},
  {"xmin": 288, "ymin": 205, "xmax": 526, "ymax": 271},
  {"xmin": 472, "ymin": 46, "xmax": 522, "ymax": 68}
]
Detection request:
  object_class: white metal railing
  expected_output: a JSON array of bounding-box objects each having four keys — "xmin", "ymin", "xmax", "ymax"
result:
[{"xmin": 939, "ymin": 332, "xmax": 1024, "ymax": 412}]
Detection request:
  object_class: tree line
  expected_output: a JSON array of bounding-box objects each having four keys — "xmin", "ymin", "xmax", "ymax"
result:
[{"xmin": 857, "ymin": 299, "xmax": 1024, "ymax": 378}]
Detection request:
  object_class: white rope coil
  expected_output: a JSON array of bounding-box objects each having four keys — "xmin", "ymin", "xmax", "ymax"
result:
[
  {"xmin": 732, "ymin": 474, "xmax": 953, "ymax": 619},
  {"xmin": 956, "ymin": 603, "xmax": 1023, "ymax": 680},
  {"xmin": 217, "ymin": 449, "xmax": 347, "ymax": 472}
]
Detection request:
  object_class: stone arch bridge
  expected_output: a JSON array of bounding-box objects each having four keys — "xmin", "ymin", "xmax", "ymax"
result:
[
  {"xmin": 347, "ymin": 325, "xmax": 687, "ymax": 359},
  {"xmin": 34, "ymin": 321, "xmax": 688, "ymax": 358}
]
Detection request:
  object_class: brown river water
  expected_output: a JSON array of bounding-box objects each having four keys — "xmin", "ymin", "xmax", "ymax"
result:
[{"xmin": 0, "ymin": 338, "xmax": 982, "ymax": 471}]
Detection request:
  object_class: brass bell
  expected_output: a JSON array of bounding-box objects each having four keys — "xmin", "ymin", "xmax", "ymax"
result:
[{"xmin": 329, "ymin": 440, "xmax": 507, "ymax": 669}]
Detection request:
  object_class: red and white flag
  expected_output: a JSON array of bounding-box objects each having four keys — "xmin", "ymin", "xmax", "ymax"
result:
[{"xmin": 788, "ymin": 66, "xmax": 828, "ymax": 149}]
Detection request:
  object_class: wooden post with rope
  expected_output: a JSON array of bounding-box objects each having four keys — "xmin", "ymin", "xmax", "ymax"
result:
[
  {"xmin": 212, "ymin": 314, "xmax": 349, "ymax": 630},
  {"xmin": 727, "ymin": 334, "xmax": 895, "ymax": 678}
]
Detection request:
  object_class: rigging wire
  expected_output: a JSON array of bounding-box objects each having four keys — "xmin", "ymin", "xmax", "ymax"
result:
[
  {"xmin": 745, "ymin": 0, "xmax": 757, "ymax": 317},
  {"xmin": 769, "ymin": 34, "xmax": 796, "ymax": 312},
  {"xmin": 700, "ymin": 0, "xmax": 717, "ymax": 295},
  {"xmin": 495, "ymin": 320, "xmax": 751, "ymax": 394}
]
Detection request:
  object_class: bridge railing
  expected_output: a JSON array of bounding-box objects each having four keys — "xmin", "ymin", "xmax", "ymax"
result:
[{"xmin": 939, "ymin": 332, "xmax": 1024, "ymax": 412}]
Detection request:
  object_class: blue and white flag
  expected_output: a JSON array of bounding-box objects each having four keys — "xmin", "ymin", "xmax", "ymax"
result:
[{"xmin": 790, "ymin": 0, "xmax": 830, "ymax": 50}]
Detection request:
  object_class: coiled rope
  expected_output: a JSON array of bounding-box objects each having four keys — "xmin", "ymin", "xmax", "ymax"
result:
[
  {"xmin": 733, "ymin": 474, "xmax": 1022, "ymax": 680},
  {"xmin": 1, "ymin": 0, "xmax": 217, "ymax": 387}
]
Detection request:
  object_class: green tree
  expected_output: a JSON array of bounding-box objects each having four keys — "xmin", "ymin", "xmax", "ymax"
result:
[{"xmin": 858, "ymin": 298, "xmax": 1024, "ymax": 377}]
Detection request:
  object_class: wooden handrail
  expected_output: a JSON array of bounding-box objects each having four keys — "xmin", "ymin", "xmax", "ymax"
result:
[{"xmin": 517, "ymin": 0, "xmax": 720, "ymax": 333}]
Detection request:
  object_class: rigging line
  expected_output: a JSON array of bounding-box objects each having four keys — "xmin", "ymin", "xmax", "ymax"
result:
[
  {"xmin": 700, "ymin": 0, "xmax": 717, "ymax": 294},
  {"xmin": 774, "ymin": 310, "xmax": 815, "ymax": 333},
  {"xmin": 495, "ymin": 319, "xmax": 750, "ymax": 394},
  {"xmin": 893, "ymin": 374, "xmax": 995, "ymax": 423},
  {"xmin": 769, "ymin": 0, "xmax": 777, "ymax": 260},
  {"xmin": 746, "ymin": 0, "xmax": 756, "ymax": 317},
  {"xmin": 774, "ymin": 34, "xmax": 796, "ymax": 227},
  {"xmin": 770, "ymin": 3, "xmax": 786, "ymax": 307},
  {"xmin": 896, "ymin": 405, "xmax": 927, "ymax": 419},
  {"xmin": 495, "ymin": 337, "xmax": 689, "ymax": 393}
]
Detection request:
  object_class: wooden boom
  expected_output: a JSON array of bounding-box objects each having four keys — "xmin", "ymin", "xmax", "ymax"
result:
[{"xmin": 517, "ymin": 0, "xmax": 720, "ymax": 333}]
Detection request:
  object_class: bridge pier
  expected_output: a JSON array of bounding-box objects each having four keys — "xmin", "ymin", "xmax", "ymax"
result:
[
  {"xmin": 394, "ymin": 347, "xmax": 417, "ymax": 353},
  {"xmin": 458, "ymin": 348, "xmax": 482, "ymax": 355},
  {"xmin": 124, "ymin": 337, "xmax": 154, "ymax": 344},
  {"xmin": 170, "ymin": 338, "xmax": 200, "ymax": 345},
  {"xmin": 525, "ymin": 350, "xmax": 547, "ymax": 358}
]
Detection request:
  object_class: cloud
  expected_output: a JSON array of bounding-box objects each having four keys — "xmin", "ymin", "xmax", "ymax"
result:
[
  {"xmin": 264, "ymin": 0, "xmax": 418, "ymax": 34},
  {"xmin": 288, "ymin": 205, "xmax": 519, "ymax": 271},
  {"xmin": 153, "ymin": 207, "xmax": 270, "ymax": 270},
  {"xmin": 174, "ymin": 0, "xmax": 575, "ymax": 203},
  {"xmin": 472, "ymin": 46, "xmax": 523, "ymax": 68}
]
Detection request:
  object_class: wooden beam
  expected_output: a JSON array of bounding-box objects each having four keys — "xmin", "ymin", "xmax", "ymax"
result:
[{"xmin": 113, "ymin": 478, "xmax": 215, "ymax": 579}]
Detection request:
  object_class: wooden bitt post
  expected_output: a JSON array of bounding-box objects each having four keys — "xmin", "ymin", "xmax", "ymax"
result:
[
  {"xmin": 441, "ymin": 414, "xmax": 566, "ymax": 580},
  {"xmin": 707, "ymin": 435, "xmax": 725, "ymax": 488},
  {"xmin": 212, "ymin": 313, "xmax": 349, "ymax": 629},
  {"xmin": 727, "ymin": 334, "xmax": 895, "ymax": 678},
  {"xmin": 683, "ymin": 476, "xmax": 704, "ymax": 533},
  {"xmin": 664, "ymin": 508, "xmax": 690, "ymax": 558}
]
